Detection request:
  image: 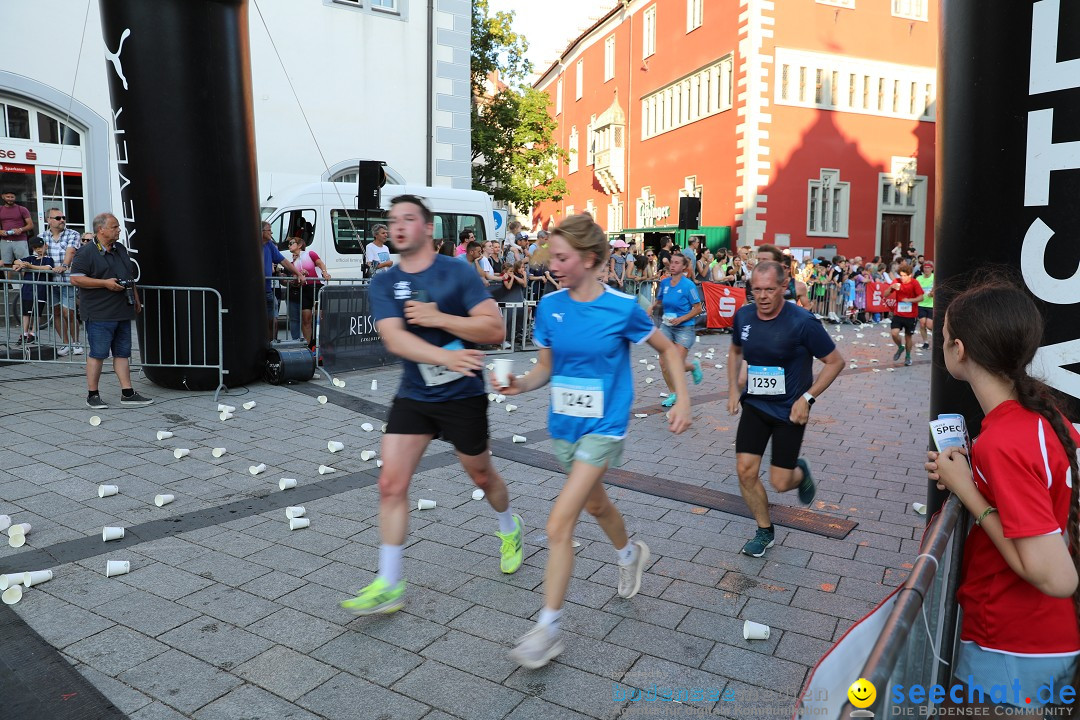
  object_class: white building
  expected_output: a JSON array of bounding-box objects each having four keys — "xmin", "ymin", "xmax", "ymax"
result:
[{"xmin": 0, "ymin": 0, "xmax": 471, "ymax": 234}]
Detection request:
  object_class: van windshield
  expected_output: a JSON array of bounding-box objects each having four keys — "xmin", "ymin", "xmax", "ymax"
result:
[
  {"xmin": 260, "ymin": 206, "xmax": 276, "ymax": 220},
  {"xmin": 331, "ymin": 209, "xmax": 389, "ymax": 255}
]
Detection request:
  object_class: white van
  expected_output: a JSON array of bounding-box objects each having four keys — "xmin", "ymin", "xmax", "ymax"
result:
[{"xmin": 260, "ymin": 181, "xmax": 496, "ymax": 278}]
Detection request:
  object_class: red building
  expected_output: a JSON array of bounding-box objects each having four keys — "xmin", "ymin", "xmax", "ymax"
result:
[{"xmin": 533, "ymin": 0, "xmax": 937, "ymax": 261}]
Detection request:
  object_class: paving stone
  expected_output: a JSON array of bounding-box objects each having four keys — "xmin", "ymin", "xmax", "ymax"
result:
[
  {"xmin": 448, "ymin": 604, "xmax": 534, "ymax": 645},
  {"xmin": 65, "ymin": 626, "xmax": 170, "ymax": 677},
  {"xmin": 450, "ymin": 576, "xmax": 543, "ymax": 618},
  {"xmin": 676, "ymin": 608, "xmax": 782, "ymax": 655},
  {"xmin": 176, "ymin": 584, "xmax": 280, "ymax": 627},
  {"xmin": 130, "ymin": 701, "xmax": 190, "ymax": 720},
  {"xmin": 420, "ymin": 629, "xmax": 520, "ymax": 682},
  {"xmin": 234, "ymin": 645, "xmax": 339, "ymax": 701},
  {"xmin": 193, "ymin": 682, "xmax": 323, "ymax": 720},
  {"xmin": 313, "ymin": 630, "xmax": 424, "ymax": 686},
  {"xmin": 73, "ymin": 663, "xmax": 153, "ymax": 715},
  {"xmin": 553, "ymin": 631, "xmax": 642, "ymax": 681},
  {"xmin": 599, "ymin": 590, "xmax": 691, "ymax": 630},
  {"xmin": 298, "ymin": 672, "xmax": 429, "ymax": 720},
  {"xmin": 394, "ymin": 660, "xmax": 525, "ymax": 720},
  {"xmin": 504, "ymin": 697, "xmax": 594, "ymax": 720},
  {"xmin": 177, "ymin": 550, "xmax": 273, "ymax": 587},
  {"xmin": 702, "ymin": 644, "xmax": 808, "ymax": 699},
  {"xmin": 158, "ymin": 616, "xmax": 275, "ymax": 671},
  {"xmin": 505, "ymin": 661, "xmax": 625, "ymax": 720},
  {"xmin": 621, "ymin": 654, "xmax": 727, "ymax": 711},
  {"xmin": 247, "ymin": 607, "xmax": 345, "ymax": 654},
  {"xmin": 92, "ymin": 589, "xmax": 200, "ymax": 637},
  {"xmin": 118, "ymin": 649, "xmax": 243, "ymax": 715},
  {"xmin": 739, "ymin": 598, "xmax": 838, "ymax": 642},
  {"xmin": 9, "ymin": 590, "xmax": 114, "ymax": 648},
  {"xmin": 114, "ymin": 561, "xmax": 215, "ymax": 601},
  {"xmin": 604, "ymin": 617, "xmax": 714, "ymax": 667}
]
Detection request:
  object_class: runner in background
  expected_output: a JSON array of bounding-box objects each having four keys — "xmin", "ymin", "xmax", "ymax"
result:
[
  {"xmin": 500, "ymin": 213, "xmax": 691, "ymax": 669},
  {"xmin": 651, "ymin": 252, "xmax": 704, "ymax": 409},
  {"xmin": 341, "ymin": 194, "xmax": 524, "ymax": 616},
  {"xmin": 916, "ymin": 260, "xmax": 934, "ymax": 350},
  {"xmin": 884, "ymin": 263, "xmax": 924, "ymax": 367}
]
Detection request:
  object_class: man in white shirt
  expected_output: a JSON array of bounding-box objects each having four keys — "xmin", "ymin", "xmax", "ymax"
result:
[{"xmin": 365, "ymin": 224, "xmax": 393, "ymax": 275}]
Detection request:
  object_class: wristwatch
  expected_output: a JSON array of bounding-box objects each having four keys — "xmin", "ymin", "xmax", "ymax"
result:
[{"xmin": 802, "ymin": 392, "xmax": 816, "ymax": 406}]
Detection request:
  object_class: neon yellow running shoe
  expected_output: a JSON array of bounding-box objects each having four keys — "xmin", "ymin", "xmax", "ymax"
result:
[
  {"xmin": 495, "ymin": 514, "xmax": 524, "ymax": 574},
  {"xmin": 340, "ymin": 577, "xmax": 405, "ymax": 616}
]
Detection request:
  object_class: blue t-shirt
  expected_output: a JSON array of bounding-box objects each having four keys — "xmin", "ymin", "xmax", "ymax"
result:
[
  {"xmin": 655, "ymin": 276, "xmax": 701, "ymax": 322},
  {"xmin": 369, "ymin": 253, "xmax": 493, "ymax": 402},
  {"xmin": 533, "ymin": 287, "xmax": 656, "ymax": 442},
  {"xmin": 263, "ymin": 241, "xmax": 285, "ymax": 292},
  {"xmin": 731, "ymin": 301, "xmax": 836, "ymax": 422},
  {"xmin": 843, "ymin": 278, "xmax": 855, "ymax": 303},
  {"xmin": 19, "ymin": 254, "xmax": 55, "ymax": 304}
]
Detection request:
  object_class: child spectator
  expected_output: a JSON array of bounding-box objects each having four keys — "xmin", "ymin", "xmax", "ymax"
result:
[{"xmin": 12, "ymin": 237, "xmax": 55, "ymax": 345}]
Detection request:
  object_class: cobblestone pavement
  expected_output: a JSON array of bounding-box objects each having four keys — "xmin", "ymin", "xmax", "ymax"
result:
[{"xmin": 0, "ymin": 322, "xmax": 933, "ymax": 719}]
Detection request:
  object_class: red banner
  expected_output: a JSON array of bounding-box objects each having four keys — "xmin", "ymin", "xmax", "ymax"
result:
[
  {"xmin": 701, "ymin": 282, "xmax": 747, "ymax": 329},
  {"xmin": 864, "ymin": 281, "xmax": 895, "ymax": 313}
]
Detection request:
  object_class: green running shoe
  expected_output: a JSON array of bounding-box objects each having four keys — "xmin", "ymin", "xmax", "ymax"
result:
[
  {"xmin": 340, "ymin": 577, "xmax": 405, "ymax": 616},
  {"xmin": 691, "ymin": 359, "xmax": 703, "ymax": 385},
  {"xmin": 496, "ymin": 514, "xmax": 524, "ymax": 574}
]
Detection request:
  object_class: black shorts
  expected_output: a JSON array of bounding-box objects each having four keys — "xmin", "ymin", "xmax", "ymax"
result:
[
  {"xmin": 385, "ymin": 394, "xmax": 489, "ymax": 456},
  {"xmin": 917, "ymin": 306, "xmax": 933, "ymax": 320},
  {"xmin": 735, "ymin": 402, "xmax": 806, "ymax": 470},
  {"xmin": 288, "ymin": 284, "xmax": 319, "ymax": 310},
  {"xmin": 891, "ymin": 315, "xmax": 917, "ymax": 333}
]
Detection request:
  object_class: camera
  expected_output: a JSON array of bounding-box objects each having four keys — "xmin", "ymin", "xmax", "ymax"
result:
[{"xmin": 116, "ymin": 279, "xmax": 135, "ymax": 306}]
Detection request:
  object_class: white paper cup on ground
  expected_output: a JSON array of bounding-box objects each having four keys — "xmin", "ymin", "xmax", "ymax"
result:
[
  {"xmin": 506, "ymin": 405, "xmax": 517, "ymax": 413},
  {"xmin": 333, "ymin": 378, "xmax": 346, "ymax": 388},
  {"xmin": 242, "ymin": 401, "xmax": 257, "ymax": 410},
  {"xmin": 249, "ymin": 463, "xmax": 266, "ymax": 476},
  {"xmin": 23, "ymin": 570, "xmax": 52, "ymax": 587},
  {"xmin": 105, "ymin": 560, "xmax": 130, "ymax": 577},
  {"xmin": 8, "ymin": 523, "xmax": 30, "ymax": 538},
  {"xmin": 155, "ymin": 494, "xmax": 175, "ymax": 507},
  {"xmin": 102, "ymin": 526, "xmax": 125, "ymax": 542},
  {"xmin": 472, "ymin": 488, "xmax": 486, "ymax": 501},
  {"xmin": 89, "ymin": 416, "xmax": 101, "ymax": 426},
  {"xmin": 743, "ymin": 620, "xmax": 770, "ymax": 640},
  {"xmin": 634, "ymin": 413, "xmax": 648, "ymax": 418},
  {"xmin": 512, "ymin": 435, "xmax": 526, "ymax": 443},
  {"xmin": 488, "ymin": 393, "xmax": 496, "ymax": 402},
  {"xmin": 417, "ymin": 498, "xmax": 437, "ymax": 510},
  {"xmin": 98, "ymin": 484, "xmax": 119, "ymax": 498},
  {"xmin": 495, "ymin": 394, "xmax": 505, "ymax": 403},
  {"xmin": 2, "ymin": 585, "xmax": 22, "ymax": 604},
  {"xmin": 376, "ymin": 459, "xmax": 383, "ymax": 468},
  {"xmin": 639, "ymin": 358, "xmax": 648, "ymax": 364},
  {"xmin": 156, "ymin": 430, "xmax": 174, "ymax": 440},
  {"xmin": 0, "ymin": 515, "xmax": 9, "ymax": 533},
  {"xmin": 912, "ymin": 502, "xmax": 927, "ymax": 515},
  {"xmin": 211, "ymin": 447, "xmax": 227, "ymax": 458},
  {"xmin": 173, "ymin": 448, "xmax": 190, "ymax": 459},
  {"xmin": 380, "ymin": 423, "xmax": 387, "ymax": 433},
  {"xmin": 493, "ymin": 358, "xmax": 514, "ymax": 388},
  {"xmin": 327, "ymin": 440, "xmax": 345, "ymax": 453},
  {"xmin": 285, "ymin": 506, "xmax": 306, "ymax": 519},
  {"xmin": 279, "ymin": 478, "xmax": 297, "ymax": 490},
  {"xmin": 217, "ymin": 404, "xmax": 236, "ymax": 413},
  {"xmin": 219, "ymin": 411, "xmax": 234, "ymax": 421},
  {"xmin": 360, "ymin": 450, "xmax": 377, "ymax": 461},
  {"xmin": 318, "ymin": 465, "xmax": 336, "ymax": 475},
  {"xmin": 371, "ymin": 380, "xmax": 378, "ymax": 390},
  {"xmin": 361, "ymin": 422, "xmax": 374, "ymax": 432},
  {"xmin": 289, "ymin": 517, "xmax": 311, "ymax": 531},
  {"xmin": 317, "ymin": 395, "xmax": 328, "ymax": 404},
  {"xmin": 0, "ymin": 573, "xmax": 23, "ymax": 590}
]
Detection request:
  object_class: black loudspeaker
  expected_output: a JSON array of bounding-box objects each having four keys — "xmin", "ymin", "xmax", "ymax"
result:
[
  {"xmin": 678, "ymin": 196, "xmax": 701, "ymax": 230},
  {"xmin": 265, "ymin": 343, "xmax": 315, "ymax": 385},
  {"xmin": 357, "ymin": 161, "xmax": 387, "ymax": 210}
]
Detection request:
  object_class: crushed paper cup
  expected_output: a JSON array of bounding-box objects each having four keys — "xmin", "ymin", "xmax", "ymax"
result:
[
  {"xmin": 156, "ymin": 431, "xmax": 174, "ymax": 441},
  {"xmin": 694, "ymin": 352, "xmax": 702, "ymax": 358},
  {"xmin": 646, "ymin": 364, "xmax": 655, "ymax": 371},
  {"xmin": 279, "ymin": 478, "xmax": 298, "ymax": 490},
  {"xmin": 98, "ymin": 485, "xmax": 119, "ymax": 498},
  {"xmin": 644, "ymin": 378, "xmax": 654, "ymax": 384},
  {"xmin": 488, "ymin": 393, "xmax": 497, "ymax": 402},
  {"xmin": 318, "ymin": 465, "xmax": 336, "ymax": 475},
  {"xmin": 912, "ymin": 502, "xmax": 927, "ymax": 515},
  {"xmin": 242, "ymin": 401, "xmax": 257, "ymax": 410},
  {"xmin": 512, "ymin": 435, "xmax": 526, "ymax": 443},
  {"xmin": 361, "ymin": 422, "xmax": 374, "ymax": 432},
  {"xmin": 102, "ymin": 526, "xmax": 125, "ymax": 542},
  {"xmin": 714, "ymin": 364, "xmax": 723, "ymax": 369},
  {"xmin": 289, "ymin": 518, "xmax": 310, "ymax": 531},
  {"xmin": 634, "ymin": 413, "xmax": 648, "ymax": 418},
  {"xmin": 333, "ymin": 378, "xmax": 346, "ymax": 388},
  {"xmin": 154, "ymin": 494, "xmax": 175, "ymax": 507},
  {"xmin": 638, "ymin": 359, "xmax": 648, "ymax": 364},
  {"xmin": 472, "ymin": 488, "xmax": 486, "ymax": 501},
  {"xmin": 370, "ymin": 380, "xmax": 378, "ymax": 390},
  {"xmin": 869, "ymin": 359, "xmax": 879, "ymax": 363},
  {"xmin": 495, "ymin": 394, "xmax": 506, "ymax": 403},
  {"xmin": 285, "ymin": 506, "xmax": 306, "ymax": 519},
  {"xmin": 743, "ymin": 620, "xmax": 770, "ymax": 640},
  {"xmin": 89, "ymin": 416, "xmax": 101, "ymax": 427},
  {"xmin": 360, "ymin": 450, "xmax": 377, "ymax": 461},
  {"xmin": 249, "ymin": 463, "xmax": 267, "ymax": 476},
  {"xmin": 529, "ymin": 358, "xmax": 537, "ymax": 364},
  {"xmin": 211, "ymin": 447, "xmax": 227, "ymax": 458},
  {"xmin": 0, "ymin": 573, "xmax": 23, "ymax": 590},
  {"xmin": 105, "ymin": 560, "xmax": 130, "ymax": 577},
  {"xmin": 217, "ymin": 404, "xmax": 236, "ymax": 413},
  {"xmin": 376, "ymin": 459, "xmax": 383, "ymax": 468},
  {"xmin": 173, "ymin": 448, "xmax": 190, "ymax": 459},
  {"xmin": 327, "ymin": 440, "xmax": 345, "ymax": 453},
  {"xmin": 23, "ymin": 570, "xmax": 52, "ymax": 587},
  {"xmin": 873, "ymin": 369, "xmax": 881, "ymax": 373},
  {"xmin": 2, "ymin": 585, "xmax": 22, "ymax": 605},
  {"xmin": 417, "ymin": 498, "xmax": 437, "ymax": 510},
  {"xmin": 317, "ymin": 395, "xmax": 328, "ymax": 404},
  {"xmin": 219, "ymin": 411, "xmax": 234, "ymax": 421},
  {"xmin": 887, "ymin": 368, "xmax": 896, "ymax": 372},
  {"xmin": 506, "ymin": 405, "xmax": 517, "ymax": 412}
]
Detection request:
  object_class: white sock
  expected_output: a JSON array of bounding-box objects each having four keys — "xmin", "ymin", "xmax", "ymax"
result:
[
  {"xmin": 497, "ymin": 508, "xmax": 517, "ymax": 535},
  {"xmin": 537, "ymin": 607, "xmax": 562, "ymax": 629},
  {"xmin": 378, "ymin": 544, "xmax": 403, "ymax": 587},
  {"xmin": 616, "ymin": 542, "xmax": 636, "ymax": 565}
]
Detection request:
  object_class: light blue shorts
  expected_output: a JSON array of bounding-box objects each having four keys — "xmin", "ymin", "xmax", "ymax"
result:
[
  {"xmin": 551, "ymin": 435, "xmax": 624, "ymax": 473},
  {"xmin": 954, "ymin": 641, "xmax": 1078, "ymax": 708},
  {"xmin": 659, "ymin": 322, "xmax": 695, "ymax": 349}
]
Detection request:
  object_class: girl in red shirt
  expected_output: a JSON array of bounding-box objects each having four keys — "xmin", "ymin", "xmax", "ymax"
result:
[{"xmin": 927, "ymin": 279, "xmax": 1079, "ymax": 711}]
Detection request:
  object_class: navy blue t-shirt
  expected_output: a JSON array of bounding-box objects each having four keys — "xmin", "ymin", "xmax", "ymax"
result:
[
  {"xmin": 369, "ymin": 253, "xmax": 493, "ymax": 402},
  {"xmin": 731, "ymin": 301, "xmax": 835, "ymax": 421}
]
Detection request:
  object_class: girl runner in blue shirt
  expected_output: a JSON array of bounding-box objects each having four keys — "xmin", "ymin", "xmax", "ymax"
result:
[
  {"xmin": 651, "ymin": 251, "xmax": 704, "ymax": 407},
  {"xmin": 499, "ymin": 214, "xmax": 692, "ymax": 669}
]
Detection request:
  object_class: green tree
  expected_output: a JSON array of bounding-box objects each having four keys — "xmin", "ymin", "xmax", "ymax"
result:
[{"xmin": 471, "ymin": 0, "xmax": 567, "ymax": 209}]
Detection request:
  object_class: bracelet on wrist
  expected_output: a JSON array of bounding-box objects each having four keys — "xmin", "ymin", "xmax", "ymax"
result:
[{"xmin": 974, "ymin": 506, "xmax": 997, "ymax": 527}]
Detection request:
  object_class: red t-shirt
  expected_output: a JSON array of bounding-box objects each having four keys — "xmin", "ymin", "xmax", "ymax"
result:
[
  {"xmin": 957, "ymin": 400, "xmax": 1080, "ymax": 655},
  {"xmin": 0, "ymin": 204, "xmax": 31, "ymax": 242},
  {"xmin": 890, "ymin": 278, "xmax": 922, "ymax": 318}
]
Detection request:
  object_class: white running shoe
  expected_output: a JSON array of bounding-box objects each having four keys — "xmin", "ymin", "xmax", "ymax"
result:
[
  {"xmin": 71, "ymin": 344, "xmax": 84, "ymax": 355},
  {"xmin": 617, "ymin": 540, "xmax": 650, "ymax": 599},
  {"xmin": 509, "ymin": 624, "xmax": 563, "ymax": 669},
  {"xmin": 56, "ymin": 345, "xmax": 71, "ymax": 356}
]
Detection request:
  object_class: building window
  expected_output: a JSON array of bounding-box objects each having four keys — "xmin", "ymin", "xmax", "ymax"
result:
[
  {"xmin": 576, "ymin": 60, "xmax": 584, "ymax": 100},
  {"xmin": 604, "ymin": 36, "xmax": 616, "ymax": 82},
  {"xmin": 586, "ymin": 115, "xmax": 597, "ymax": 165},
  {"xmin": 1, "ymin": 104, "xmax": 30, "ymax": 140},
  {"xmin": 816, "ymin": 0, "xmax": 854, "ymax": 7},
  {"xmin": 643, "ymin": 6, "xmax": 657, "ymax": 59},
  {"xmin": 641, "ymin": 56, "xmax": 733, "ymax": 140},
  {"xmin": 371, "ymin": 0, "xmax": 397, "ymax": 10},
  {"xmin": 608, "ymin": 197, "xmax": 623, "ymax": 232},
  {"xmin": 568, "ymin": 126, "xmax": 579, "ymax": 173},
  {"xmin": 892, "ymin": 0, "xmax": 927, "ymax": 21},
  {"xmin": 586, "ymin": 199, "xmax": 596, "ymax": 219},
  {"xmin": 781, "ymin": 65, "xmax": 790, "ymax": 101},
  {"xmin": 799, "ymin": 67, "xmax": 807, "ymax": 103},
  {"xmin": 687, "ymin": 0, "xmax": 703, "ymax": 32},
  {"xmin": 566, "ymin": 205, "xmax": 575, "ymax": 218},
  {"xmin": 814, "ymin": 69, "xmax": 824, "ymax": 105},
  {"xmin": 40, "ymin": 171, "xmax": 86, "ymax": 233},
  {"xmin": 807, "ymin": 169, "xmax": 849, "ymax": 237},
  {"xmin": 556, "ymin": 78, "xmax": 563, "ymax": 115}
]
